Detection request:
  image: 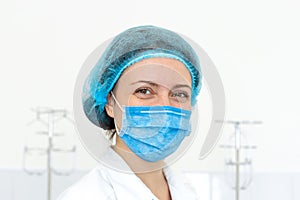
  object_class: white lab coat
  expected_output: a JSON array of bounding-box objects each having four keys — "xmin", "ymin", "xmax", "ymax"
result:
[{"xmin": 57, "ymin": 147, "xmax": 199, "ymax": 200}]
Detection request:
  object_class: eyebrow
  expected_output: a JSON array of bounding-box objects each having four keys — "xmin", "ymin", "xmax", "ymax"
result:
[
  {"xmin": 130, "ymin": 80, "xmax": 191, "ymax": 90},
  {"xmin": 172, "ymin": 84, "xmax": 192, "ymax": 91},
  {"xmin": 130, "ymin": 80, "xmax": 158, "ymax": 86}
]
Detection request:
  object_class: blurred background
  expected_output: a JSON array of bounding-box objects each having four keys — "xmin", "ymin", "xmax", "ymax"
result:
[{"xmin": 0, "ymin": 0, "xmax": 299, "ymax": 199}]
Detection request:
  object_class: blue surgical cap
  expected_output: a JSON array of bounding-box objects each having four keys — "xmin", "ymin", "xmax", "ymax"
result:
[{"xmin": 83, "ymin": 25, "xmax": 202, "ymax": 129}]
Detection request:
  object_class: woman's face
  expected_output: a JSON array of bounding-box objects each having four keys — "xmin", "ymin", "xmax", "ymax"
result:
[{"xmin": 106, "ymin": 57, "xmax": 192, "ymax": 128}]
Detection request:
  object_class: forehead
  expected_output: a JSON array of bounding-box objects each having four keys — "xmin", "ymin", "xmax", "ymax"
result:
[{"xmin": 117, "ymin": 57, "xmax": 192, "ymax": 88}]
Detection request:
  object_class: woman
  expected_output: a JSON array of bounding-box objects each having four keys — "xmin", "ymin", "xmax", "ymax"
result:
[{"xmin": 59, "ymin": 25, "xmax": 202, "ymax": 200}]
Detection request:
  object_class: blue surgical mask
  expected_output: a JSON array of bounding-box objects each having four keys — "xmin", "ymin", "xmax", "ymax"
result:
[{"xmin": 111, "ymin": 92, "xmax": 192, "ymax": 162}]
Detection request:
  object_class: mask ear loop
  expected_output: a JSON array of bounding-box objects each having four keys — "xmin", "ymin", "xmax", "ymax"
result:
[
  {"xmin": 110, "ymin": 92, "xmax": 124, "ymax": 136},
  {"xmin": 110, "ymin": 92, "xmax": 124, "ymax": 112},
  {"xmin": 110, "ymin": 92, "xmax": 132, "ymax": 154}
]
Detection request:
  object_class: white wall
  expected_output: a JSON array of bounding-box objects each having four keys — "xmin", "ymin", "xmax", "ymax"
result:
[{"xmin": 0, "ymin": 0, "xmax": 300, "ymax": 175}]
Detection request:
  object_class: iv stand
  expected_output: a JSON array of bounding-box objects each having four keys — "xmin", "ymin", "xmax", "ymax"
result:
[
  {"xmin": 46, "ymin": 109, "xmax": 71, "ymax": 200},
  {"xmin": 23, "ymin": 108, "xmax": 76, "ymax": 200},
  {"xmin": 217, "ymin": 120, "xmax": 261, "ymax": 200}
]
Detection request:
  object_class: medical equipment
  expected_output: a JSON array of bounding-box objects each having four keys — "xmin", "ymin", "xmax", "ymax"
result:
[
  {"xmin": 218, "ymin": 120, "xmax": 261, "ymax": 200},
  {"xmin": 23, "ymin": 107, "xmax": 77, "ymax": 200}
]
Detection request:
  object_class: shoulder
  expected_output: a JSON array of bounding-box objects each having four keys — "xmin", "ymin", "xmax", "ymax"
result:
[{"xmin": 57, "ymin": 165, "xmax": 116, "ymax": 200}]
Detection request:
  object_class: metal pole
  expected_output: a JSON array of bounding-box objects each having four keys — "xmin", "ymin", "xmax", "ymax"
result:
[
  {"xmin": 235, "ymin": 123, "xmax": 241, "ymax": 200},
  {"xmin": 235, "ymin": 148, "xmax": 240, "ymax": 200},
  {"xmin": 47, "ymin": 111, "xmax": 54, "ymax": 200}
]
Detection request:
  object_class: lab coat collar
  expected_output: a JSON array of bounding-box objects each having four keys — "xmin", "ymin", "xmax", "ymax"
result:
[{"xmin": 98, "ymin": 147, "xmax": 198, "ymax": 200}]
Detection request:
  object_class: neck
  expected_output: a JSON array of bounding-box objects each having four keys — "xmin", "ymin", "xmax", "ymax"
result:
[
  {"xmin": 136, "ymin": 169, "xmax": 171, "ymax": 200},
  {"xmin": 112, "ymin": 137, "xmax": 171, "ymax": 200}
]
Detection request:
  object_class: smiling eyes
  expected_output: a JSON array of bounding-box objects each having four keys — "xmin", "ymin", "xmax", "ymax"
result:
[
  {"xmin": 135, "ymin": 88, "xmax": 152, "ymax": 95},
  {"xmin": 134, "ymin": 87, "xmax": 190, "ymax": 103}
]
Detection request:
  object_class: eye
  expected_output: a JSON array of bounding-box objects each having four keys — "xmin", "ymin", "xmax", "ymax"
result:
[
  {"xmin": 134, "ymin": 88, "xmax": 154, "ymax": 98},
  {"xmin": 170, "ymin": 91, "xmax": 190, "ymax": 102}
]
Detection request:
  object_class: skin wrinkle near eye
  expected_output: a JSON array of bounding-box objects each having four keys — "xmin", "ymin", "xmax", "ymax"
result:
[
  {"xmin": 130, "ymin": 81, "xmax": 192, "ymax": 98},
  {"xmin": 130, "ymin": 84, "xmax": 191, "ymax": 106},
  {"xmin": 131, "ymin": 82, "xmax": 191, "ymax": 102},
  {"xmin": 131, "ymin": 80, "xmax": 192, "ymax": 91}
]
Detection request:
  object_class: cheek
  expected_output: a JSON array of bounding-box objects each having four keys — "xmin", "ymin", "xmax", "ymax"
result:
[
  {"xmin": 127, "ymin": 96, "xmax": 151, "ymax": 106},
  {"xmin": 172, "ymin": 101, "xmax": 192, "ymax": 110}
]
